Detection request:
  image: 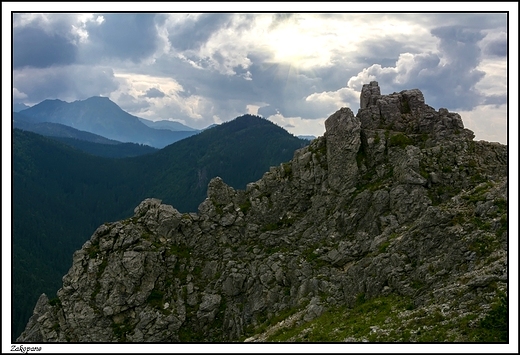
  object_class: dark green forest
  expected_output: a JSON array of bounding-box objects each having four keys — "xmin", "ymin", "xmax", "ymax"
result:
[
  {"xmin": 51, "ymin": 137, "xmax": 158, "ymax": 158},
  {"xmin": 12, "ymin": 115, "xmax": 309, "ymax": 340}
]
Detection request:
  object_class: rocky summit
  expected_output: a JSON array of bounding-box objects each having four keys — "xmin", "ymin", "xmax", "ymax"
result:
[{"xmin": 18, "ymin": 82, "xmax": 508, "ymax": 342}]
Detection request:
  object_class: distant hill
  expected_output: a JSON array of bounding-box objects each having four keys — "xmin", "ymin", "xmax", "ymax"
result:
[
  {"xmin": 141, "ymin": 114, "xmax": 309, "ymax": 212},
  {"xmin": 12, "ymin": 114, "xmax": 309, "ymax": 339},
  {"xmin": 13, "ymin": 112, "xmax": 119, "ymax": 145},
  {"xmin": 298, "ymin": 135, "xmax": 317, "ymax": 141},
  {"xmin": 14, "ymin": 112, "xmax": 157, "ymax": 158},
  {"xmin": 18, "ymin": 96, "xmax": 198, "ymax": 148},
  {"xmin": 138, "ymin": 118, "xmax": 198, "ymax": 132}
]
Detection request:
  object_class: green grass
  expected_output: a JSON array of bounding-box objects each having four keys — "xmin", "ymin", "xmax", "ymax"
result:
[
  {"xmin": 263, "ymin": 291, "xmax": 508, "ymax": 342},
  {"xmin": 166, "ymin": 243, "xmax": 191, "ymax": 259},
  {"xmin": 389, "ymin": 133, "xmax": 414, "ymax": 148},
  {"xmin": 469, "ymin": 232, "xmax": 498, "ymax": 257},
  {"xmin": 267, "ymin": 294, "xmax": 408, "ymax": 342},
  {"xmin": 473, "ymin": 291, "xmax": 508, "ymax": 342},
  {"xmin": 239, "ymin": 199, "xmax": 252, "ymax": 214}
]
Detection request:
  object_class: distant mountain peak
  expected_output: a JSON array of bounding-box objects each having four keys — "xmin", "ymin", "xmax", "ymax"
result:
[{"xmin": 15, "ymin": 96, "xmax": 198, "ymax": 148}]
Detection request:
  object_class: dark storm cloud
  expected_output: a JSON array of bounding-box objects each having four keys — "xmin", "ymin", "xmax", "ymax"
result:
[
  {"xmin": 82, "ymin": 13, "xmax": 159, "ymax": 63},
  {"xmin": 406, "ymin": 13, "xmax": 507, "ymax": 31},
  {"xmin": 142, "ymin": 88, "xmax": 166, "ymax": 98},
  {"xmin": 160, "ymin": 51, "xmax": 347, "ymax": 121},
  {"xmin": 360, "ymin": 25, "xmax": 488, "ymax": 111},
  {"xmin": 483, "ymin": 37, "xmax": 507, "ymax": 57},
  {"xmin": 258, "ymin": 105, "xmax": 278, "ymax": 118},
  {"xmin": 13, "ymin": 65, "xmax": 119, "ymax": 104},
  {"xmin": 13, "ymin": 25, "xmax": 77, "ymax": 69},
  {"xmin": 416, "ymin": 26, "xmax": 485, "ymax": 110},
  {"xmin": 483, "ymin": 94, "xmax": 507, "ymax": 107},
  {"xmin": 357, "ymin": 39, "xmax": 418, "ymax": 64},
  {"xmin": 168, "ymin": 14, "xmax": 233, "ymax": 51}
]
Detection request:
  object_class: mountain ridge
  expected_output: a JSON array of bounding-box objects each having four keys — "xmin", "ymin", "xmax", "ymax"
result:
[
  {"xmin": 17, "ymin": 82, "xmax": 508, "ymax": 343},
  {"xmin": 18, "ymin": 96, "xmax": 198, "ymax": 148},
  {"xmin": 138, "ymin": 117, "xmax": 198, "ymax": 132}
]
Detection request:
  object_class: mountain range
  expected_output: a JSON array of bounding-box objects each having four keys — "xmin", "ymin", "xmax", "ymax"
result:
[
  {"xmin": 13, "ymin": 111, "xmax": 158, "ymax": 158},
  {"xmin": 16, "ymin": 82, "xmax": 508, "ymax": 343},
  {"xmin": 16, "ymin": 96, "xmax": 198, "ymax": 148},
  {"xmin": 12, "ymin": 113, "xmax": 308, "ymax": 340},
  {"xmin": 138, "ymin": 117, "xmax": 199, "ymax": 132}
]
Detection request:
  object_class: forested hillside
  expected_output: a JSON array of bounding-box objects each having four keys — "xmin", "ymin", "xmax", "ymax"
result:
[{"xmin": 12, "ymin": 115, "xmax": 308, "ymax": 339}]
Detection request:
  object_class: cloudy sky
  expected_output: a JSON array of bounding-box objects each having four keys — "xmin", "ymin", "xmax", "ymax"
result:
[{"xmin": 6, "ymin": 5, "xmax": 516, "ymax": 144}]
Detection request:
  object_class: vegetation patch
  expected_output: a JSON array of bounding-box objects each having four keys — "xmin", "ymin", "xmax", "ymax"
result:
[
  {"xmin": 462, "ymin": 182, "xmax": 493, "ymax": 203},
  {"xmin": 48, "ymin": 297, "xmax": 62, "ymax": 308},
  {"xmin": 166, "ymin": 243, "xmax": 191, "ymax": 259},
  {"xmin": 260, "ymin": 215, "xmax": 294, "ymax": 232},
  {"xmin": 493, "ymin": 198, "xmax": 507, "ymax": 215},
  {"xmin": 475, "ymin": 291, "xmax": 507, "ymax": 342},
  {"xmin": 281, "ymin": 162, "xmax": 293, "ymax": 179},
  {"xmin": 239, "ymin": 199, "xmax": 252, "ymax": 214},
  {"xmin": 373, "ymin": 133, "xmax": 381, "ymax": 145},
  {"xmin": 389, "ymin": 133, "xmax": 414, "ymax": 148},
  {"xmin": 111, "ymin": 319, "xmax": 133, "ymax": 342},
  {"xmin": 469, "ymin": 233, "xmax": 497, "ymax": 257},
  {"xmin": 86, "ymin": 242, "xmax": 100, "ymax": 259},
  {"xmin": 401, "ymin": 100, "xmax": 411, "ymax": 114},
  {"xmin": 263, "ymin": 291, "xmax": 507, "ymax": 342},
  {"xmin": 302, "ymin": 245, "xmax": 329, "ymax": 267},
  {"xmin": 147, "ymin": 289, "xmax": 165, "ymax": 310}
]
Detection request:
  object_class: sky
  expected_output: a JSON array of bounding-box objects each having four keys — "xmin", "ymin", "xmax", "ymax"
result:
[{"xmin": 5, "ymin": 4, "xmax": 516, "ymax": 144}]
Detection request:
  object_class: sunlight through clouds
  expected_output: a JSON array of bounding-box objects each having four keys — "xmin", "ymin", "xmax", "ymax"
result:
[
  {"xmin": 10, "ymin": 11, "xmax": 511, "ymax": 143},
  {"xmin": 112, "ymin": 72, "xmax": 209, "ymax": 121}
]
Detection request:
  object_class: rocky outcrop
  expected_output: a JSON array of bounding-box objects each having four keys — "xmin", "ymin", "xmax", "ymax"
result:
[
  {"xmin": 325, "ymin": 107, "xmax": 361, "ymax": 191},
  {"xmin": 18, "ymin": 82, "xmax": 507, "ymax": 342},
  {"xmin": 358, "ymin": 81, "xmax": 473, "ymax": 142}
]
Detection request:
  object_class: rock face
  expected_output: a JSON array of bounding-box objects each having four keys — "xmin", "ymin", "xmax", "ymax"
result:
[{"xmin": 18, "ymin": 82, "xmax": 508, "ymax": 342}]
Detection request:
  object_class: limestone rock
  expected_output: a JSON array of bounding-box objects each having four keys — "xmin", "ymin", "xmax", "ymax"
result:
[
  {"xmin": 18, "ymin": 83, "xmax": 507, "ymax": 343},
  {"xmin": 325, "ymin": 107, "xmax": 361, "ymax": 191}
]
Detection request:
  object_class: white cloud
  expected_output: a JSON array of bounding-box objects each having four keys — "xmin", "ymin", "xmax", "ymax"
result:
[
  {"xmin": 267, "ymin": 113, "xmax": 326, "ymax": 137},
  {"xmin": 459, "ymin": 104, "xmax": 507, "ymax": 144},
  {"xmin": 305, "ymin": 87, "xmax": 360, "ymax": 113},
  {"xmin": 112, "ymin": 72, "xmax": 214, "ymax": 125},
  {"xmin": 12, "ymin": 88, "xmax": 27, "ymax": 100}
]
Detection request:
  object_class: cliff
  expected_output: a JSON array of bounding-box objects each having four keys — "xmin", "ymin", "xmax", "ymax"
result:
[{"xmin": 18, "ymin": 82, "xmax": 508, "ymax": 342}]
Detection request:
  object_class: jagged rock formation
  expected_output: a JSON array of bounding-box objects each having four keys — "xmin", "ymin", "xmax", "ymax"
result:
[{"xmin": 18, "ymin": 82, "xmax": 508, "ymax": 342}]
